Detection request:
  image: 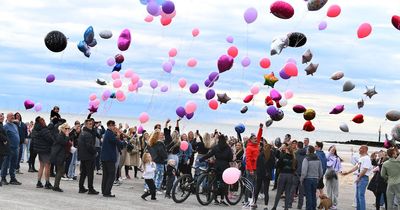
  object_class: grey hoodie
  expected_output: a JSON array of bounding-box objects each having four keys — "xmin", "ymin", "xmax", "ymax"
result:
[{"xmin": 300, "ymin": 153, "xmax": 323, "ymax": 182}]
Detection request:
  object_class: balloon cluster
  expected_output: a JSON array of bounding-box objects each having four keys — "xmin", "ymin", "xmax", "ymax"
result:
[
  {"xmin": 141, "ymin": 0, "xmax": 177, "ymax": 26},
  {"xmin": 77, "ymin": 26, "xmax": 97, "ymax": 57},
  {"xmin": 176, "ymin": 101, "xmax": 196, "ymax": 120}
]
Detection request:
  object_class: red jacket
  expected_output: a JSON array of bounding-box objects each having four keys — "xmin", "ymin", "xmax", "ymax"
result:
[{"xmin": 245, "ymin": 127, "xmax": 262, "ymax": 172}]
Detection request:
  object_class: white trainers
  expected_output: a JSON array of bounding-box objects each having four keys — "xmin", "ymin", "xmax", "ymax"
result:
[
  {"xmin": 156, "ymin": 191, "xmax": 163, "ymax": 195},
  {"xmin": 61, "ymin": 177, "xmax": 69, "ymax": 181},
  {"xmin": 242, "ymin": 201, "xmax": 250, "ymax": 208}
]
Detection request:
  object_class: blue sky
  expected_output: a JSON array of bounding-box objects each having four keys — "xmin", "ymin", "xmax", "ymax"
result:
[{"xmin": 1, "ymin": 0, "xmax": 400, "ymax": 134}]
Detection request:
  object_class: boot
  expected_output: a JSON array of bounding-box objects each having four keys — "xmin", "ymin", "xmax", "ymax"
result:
[{"xmin": 28, "ymin": 164, "xmax": 34, "ymax": 173}]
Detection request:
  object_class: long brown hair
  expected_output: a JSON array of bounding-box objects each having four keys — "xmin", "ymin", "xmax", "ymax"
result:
[
  {"xmin": 263, "ymin": 143, "xmax": 271, "ymax": 161},
  {"xmin": 287, "ymin": 145, "xmax": 297, "ymax": 170},
  {"xmin": 149, "ymin": 129, "xmax": 161, "ymax": 147}
]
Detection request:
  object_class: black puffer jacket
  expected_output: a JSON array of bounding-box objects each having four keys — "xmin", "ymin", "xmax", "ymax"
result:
[
  {"xmin": 256, "ymin": 149, "xmax": 276, "ymax": 179},
  {"xmin": 50, "ymin": 132, "xmax": 68, "ymax": 165},
  {"xmin": 149, "ymin": 141, "xmax": 168, "ymax": 164},
  {"xmin": 78, "ymin": 127, "xmax": 96, "ymax": 161},
  {"xmin": 0, "ymin": 123, "xmax": 9, "ymax": 156},
  {"xmin": 200, "ymin": 143, "xmax": 233, "ymax": 175},
  {"xmin": 31, "ymin": 123, "xmax": 54, "ymax": 154}
]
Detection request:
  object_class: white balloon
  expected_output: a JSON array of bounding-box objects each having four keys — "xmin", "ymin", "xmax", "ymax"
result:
[
  {"xmin": 279, "ymin": 98, "xmax": 288, "ymax": 107},
  {"xmin": 270, "ymin": 35, "xmax": 289, "ymax": 56},
  {"xmin": 339, "ymin": 123, "xmax": 349, "ymax": 132}
]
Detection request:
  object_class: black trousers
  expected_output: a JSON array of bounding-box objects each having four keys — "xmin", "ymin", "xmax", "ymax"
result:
[
  {"xmin": 65, "ymin": 154, "xmax": 71, "ymax": 177},
  {"xmin": 79, "ymin": 160, "xmax": 95, "ymax": 190},
  {"xmin": 101, "ymin": 161, "xmax": 116, "ymax": 195},
  {"xmin": 165, "ymin": 175, "xmax": 175, "ymax": 196},
  {"xmin": 374, "ymin": 191, "xmax": 387, "ymax": 210},
  {"xmin": 54, "ymin": 164, "xmax": 65, "ymax": 188},
  {"xmin": 255, "ymin": 176, "xmax": 271, "ymax": 205},
  {"xmin": 143, "ymin": 179, "xmax": 156, "ymax": 199},
  {"xmin": 28, "ymin": 151, "xmax": 37, "ymax": 169}
]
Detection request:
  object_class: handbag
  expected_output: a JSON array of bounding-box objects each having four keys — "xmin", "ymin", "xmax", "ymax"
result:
[
  {"xmin": 126, "ymin": 143, "xmax": 134, "ymax": 153},
  {"xmin": 325, "ymin": 158, "xmax": 338, "ymax": 180}
]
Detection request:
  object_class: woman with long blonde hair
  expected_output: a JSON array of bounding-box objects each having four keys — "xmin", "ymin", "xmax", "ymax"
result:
[
  {"xmin": 194, "ymin": 131, "xmax": 212, "ymax": 177},
  {"xmin": 147, "ymin": 128, "xmax": 167, "ymax": 193}
]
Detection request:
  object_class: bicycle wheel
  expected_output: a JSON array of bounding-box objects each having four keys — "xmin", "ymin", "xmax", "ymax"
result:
[
  {"xmin": 225, "ymin": 179, "xmax": 244, "ymax": 205},
  {"xmin": 172, "ymin": 174, "xmax": 193, "ymax": 203},
  {"xmin": 195, "ymin": 174, "xmax": 215, "ymax": 206}
]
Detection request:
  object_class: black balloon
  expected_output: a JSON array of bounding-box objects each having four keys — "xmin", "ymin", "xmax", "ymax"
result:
[
  {"xmin": 240, "ymin": 106, "xmax": 248, "ymax": 114},
  {"xmin": 44, "ymin": 31, "xmax": 67, "ymax": 52},
  {"xmin": 217, "ymin": 93, "xmax": 231, "ymax": 104},
  {"xmin": 288, "ymin": 32, "xmax": 307, "ymax": 48}
]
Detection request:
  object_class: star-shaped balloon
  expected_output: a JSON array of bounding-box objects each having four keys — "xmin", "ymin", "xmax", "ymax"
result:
[
  {"xmin": 305, "ymin": 63, "xmax": 319, "ymax": 76},
  {"xmin": 96, "ymin": 78, "xmax": 107, "ymax": 86},
  {"xmin": 217, "ymin": 93, "xmax": 231, "ymax": 104},
  {"xmin": 364, "ymin": 86, "xmax": 377, "ymax": 99},
  {"xmin": 302, "ymin": 49, "xmax": 313, "ymax": 64},
  {"xmin": 88, "ymin": 105, "xmax": 98, "ymax": 113},
  {"xmin": 357, "ymin": 99, "xmax": 364, "ymax": 109},
  {"xmin": 264, "ymin": 72, "xmax": 279, "ymax": 88}
]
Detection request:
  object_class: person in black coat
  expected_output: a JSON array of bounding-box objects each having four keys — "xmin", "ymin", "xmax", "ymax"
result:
[
  {"xmin": 200, "ymin": 134, "xmax": 233, "ymax": 205},
  {"xmin": 50, "ymin": 123, "xmax": 71, "ymax": 192},
  {"xmin": 31, "ymin": 116, "xmax": 55, "ymax": 189},
  {"xmin": 14, "ymin": 112, "xmax": 27, "ymax": 174},
  {"xmin": 77, "ymin": 119, "xmax": 99, "ymax": 195},
  {"xmin": 0, "ymin": 113, "xmax": 10, "ymax": 184},
  {"xmin": 254, "ymin": 143, "xmax": 276, "ymax": 208}
]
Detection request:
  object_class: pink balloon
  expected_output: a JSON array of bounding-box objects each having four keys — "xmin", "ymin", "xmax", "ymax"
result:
[
  {"xmin": 24, "ymin": 100, "xmax": 34, "ymax": 110},
  {"xmin": 118, "ymin": 29, "xmax": 131, "ymax": 51},
  {"xmin": 192, "ymin": 28, "xmax": 200, "ymax": 37},
  {"xmin": 117, "ymin": 94, "xmax": 126, "ymax": 102},
  {"xmin": 111, "ymin": 71, "xmax": 120, "ymax": 80},
  {"xmin": 144, "ymin": 15, "xmax": 154, "ymax": 22},
  {"xmin": 107, "ymin": 57, "xmax": 116, "ymax": 66},
  {"xmin": 327, "ymin": 5, "xmax": 341, "ymax": 18},
  {"xmin": 241, "ymin": 56, "xmax": 251, "ymax": 67},
  {"xmin": 115, "ymin": 90, "xmax": 124, "ymax": 100},
  {"xmin": 284, "ymin": 90, "xmax": 294, "ymax": 99},
  {"xmin": 34, "ymin": 103, "xmax": 42, "ymax": 112},
  {"xmin": 139, "ymin": 112, "xmax": 150, "ymax": 124},
  {"xmin": 357, "ymin": 23, "xmax": 372, "ymax": 39},
  {"xmin": 92, "ymin": 99, "xmax": 100, "ymax": 108},
  {"xmin": 270, "ymin": 89, "xmax": 282, "ymax": 101},
  {"xmin": 128, "ymin": 83, "xmax": 138, "ymax": 92},
  {"xmin": 124, "ymin": 69, "xmax": 134, "ymax": 78},
  {"xmin": 185, "ymin": 101, "xmax": 197, "ymax": 114},
  {"xmin": 222, "ymin": 167, "xmax": 241, "ymax": 184},
  {"xmin": 169, "ymin": 48, "xmax": 177, "ymax": 57},
  {"xmin": 137, "ymin": 125, "xmax": 144, "ymax": 134},
  {"xmin": 113, "ymin": 79, "xmax": 123, "ymax": 89},
  {"xmin": 89, "ymin": 93, "xmax": 97, "ymax": 101},
  {"xmin": 319, "ymin": 21, "xmax": 327, "ymax": 30},
  {"xmin": 187, "ymin": 58, "xmax": 197, "ymax": 67},
  {"xmin": 180, "ymin": 141, "xmax": 189, "ymax": 151},
  {"xmin": 178, "ymin": 78, "xmax": 187, "ymax": 88},
  {"xmin": 283, "ymin": 62, "xmax": 298, "ymax": 76},
  {"xmin": 250, "ymin": 85, "xmax": 260, "ymax": 95},
  {"xmin": 226, "ymin": 36, "xmax": 234, "ymax": 43},
  {"xmin": 131, "ymin": 73, "xmax": 140, "ymax": 84}
]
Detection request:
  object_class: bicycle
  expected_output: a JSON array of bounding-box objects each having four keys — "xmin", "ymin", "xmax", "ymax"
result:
[{"xmin": 171, "ymin": 165, "xmax": 209, "ymax": 203}]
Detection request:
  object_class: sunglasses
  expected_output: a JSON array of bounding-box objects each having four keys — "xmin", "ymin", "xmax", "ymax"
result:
[{"xmin": 64, "ymin": 128, "xmax": 71, "ymax": 130}]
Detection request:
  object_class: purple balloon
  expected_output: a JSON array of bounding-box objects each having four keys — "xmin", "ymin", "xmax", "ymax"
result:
[
  {"xmin": 103, "ymin": 90, "xmax": 112, "ymax": 98},
  {"xmin": 205, "ymin": 89, "xmax": 216, "ymax": 100},
  {"xmin": 189, "ymin": 83, "xmax": 199, "ymax": 94},
  {"xmin": 107, "ymin": 57, "xmax": 116, "ymax": 66},
  {"xmin": 226, "ymin": 36, "xmax": 234, "ymax": 43},
  {"xmin": 137, "ymin": 80, "xmax": 143, "ymax": 88},
  {"xmin": 176, "ymin": 106, "xmax": 186, "ymax": 118},
  {"xmin": 162, "ymin": 62, "xmax": 173, "ymax": 73},
  {"xmin": 46, "ymin": 74, "xmax": 55, "ymax": 83},
  {"xmin": 162, "ymin": 1, "xmax": 175, "ymax": 14},
  {"xmin": 150, "ymin": 80, "xmax": 158, "ymax": 89},
  {"xmin": 204, "ymin": 79, "xmax": 214, "ymax": 88},
  {"xmin": 147, "ymin": 1, "xmax": 160, "ymax": 16},
  {"xmin": 267, "ymin": 106, "xmax": 279, "ymax": 116},
  {"xmin": 208, "ymin": 72, "xmax": 219, "ymax": 82},
  {"xmin": 279, "ymin": 69, "xmax": 291, "ymax": 80},
  {"xmin": 186, "ymin": 112, "xmax": 194, "ymax": 120},
  {"xmin": 241, "ymin": 56, "xmax": 251, "ymax": 67},
  {"xmin": 319, "ymin": 21, "xmax": 327, "ymax": 30},
  {"xmin": 270, "ymin": 89, "xmax": 282, "ymax": 101},
  {"xmin": 244, "ymin": 7, "xmax": 258, "ymax": 24},
  {"xmin": 217, "ymin": 54, "xmax": 234, "ymax": 73},
  {"xmin": 160, "ymin": 85, "xmax": 168, "ymax": 92},
  {"xmin": 329, "ymin": 105, "xmax": 344, "ymax": 114}
]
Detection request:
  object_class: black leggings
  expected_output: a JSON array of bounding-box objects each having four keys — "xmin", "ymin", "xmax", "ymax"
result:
[
  {"xmin": 374, "ymin": 191, "xmax": 387, "ymax": 210},
  {"xmin": 28, "ymin": 151, "xmax": 37, "ymax": 169},
  {"xmin": 255, "ymin": 176, "xmax": 271, "ymax": 205}
]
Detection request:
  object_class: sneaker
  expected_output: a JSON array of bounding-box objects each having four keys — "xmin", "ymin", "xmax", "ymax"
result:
[
  {"xmin": 9, "ymin": 179, "xmax": 22, "ymax": 185},
  {"xmin": 28, "ymin": 168, "xmax": 35, "ymax": 173},
  {"xmin": 53, "ymin": 187, "xmax": 63, "ymax": 192},
  {"xmin": 1, "ymin": 179, "xmax": 9, "ymax": 185},
  {"xmin": 220, "ymin": 200, "xmax": 229, "ymax": 206},
  {"xmin": 141, "ymin": 195, "xmax": 147, "ymax": 201},
  {"xmin": 103, "ymin": 194, "xmax": 116, "ymax": 198},
  {"xmin": 330, "ymin": 205, "xmax": 337, "ymax": 210},
  {"xmin": 214, "ymin": 200, "xmax": 220, "ymax": 205},
  {"xmin": 61, "ymin": 177, "xmax": 69, "ymax": 181},
  {"xmin": 88, "ymin": 189, "xmax": 99, "ymax": 195},
  {"xmin": 242, "ymin": 201, "xmax": 250, "ymax": 208},
  {"xmin": 250, "ymin": 203, "xmax": 257, "ymax": 208},
  {"xmin": 79, "ymin": 188, "xmax": 88, "ymax": 193},
  {"xmin": 113, "ymin": 181, "xmax": 121, "ymax": 186},
  {"xmin": 156, "ymin": 191, "xmax": 163, "ymax": 195},
  {"xmin": 36, "ymin": 181, "xmax": 43, "ymax": 188},
  {"xmin": 44, "ymin": 182, "xmax": 53, "ymax": 189},
  {"xmin": 67, "ymin": 178, "xmax": 74, "ymax": 181},
  {"xmin": 72, "ymin": 176, "xmax": 77, "ymax": 180},
  {"xmin": 96, "ymin": 171, "xmax": 102, "ymax": 175},
  {"xmin": 151, "ymin": 198, "xmax": 157, "ymax": 200}
]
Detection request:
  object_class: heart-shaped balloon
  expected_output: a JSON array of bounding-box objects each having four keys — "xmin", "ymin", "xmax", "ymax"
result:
[
  {"xmin": 352, "ymin": 114, "xmax": 364, "ymax": 124},
  {"xmin": 217, "ymin": 55, "xmax": 234, "ymax": 73},
  {"xmin": 24, "ymin": 100, "xmax": 35, "ymax": 110},
  {"xmin": 303, "ymin": 121, "xmax": 315, "ymax": 132},
  {"xmin": 392, "ymin": 15, "xmax": 400, "ymax": 30}
]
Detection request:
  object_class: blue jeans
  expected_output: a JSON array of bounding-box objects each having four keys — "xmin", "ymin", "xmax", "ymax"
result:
[
  {"xmin": 1, "ymin": 147, "xmax": 18, "ymax": 180},
  {"xmin": 68, "ymin": 150, "xmax": 77, "ymax": 178},
  {"xmin": 304, "ymin": 178, "xmax": 318, "ymax": 210},
  {"xmin": 356, "ymin": 176, "xmax": 369, "ymax": 210},
  {"xmin": 154, "ymin": 163, "xmax": 164, "ymax": 190},
  {"xmin": 26, "ymin": 138, "xmax": 31, "ymax": 160}
]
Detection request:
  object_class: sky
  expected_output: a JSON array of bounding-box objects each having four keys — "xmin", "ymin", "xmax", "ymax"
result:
[{"xmin": 0, "ymin": 0, "xmax": 400, "ymax": 136}]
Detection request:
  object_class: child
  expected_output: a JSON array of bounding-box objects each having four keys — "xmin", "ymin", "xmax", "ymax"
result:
[
  {"xmin": 165, "ymin": 159, "xmax": 177, "ymax": 199},
  {"xmin": 141, "ymin": 153, "xmax": 156, "ymax": 201}
]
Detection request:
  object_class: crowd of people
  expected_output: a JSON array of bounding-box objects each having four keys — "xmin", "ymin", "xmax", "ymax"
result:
[{"xmin": 1, "ymin": 107, "xmax": 400, "ymax": 210}]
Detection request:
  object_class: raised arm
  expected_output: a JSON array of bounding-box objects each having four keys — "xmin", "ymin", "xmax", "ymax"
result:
[{"xmin": 257, "ymin": 123, "xmax": 263, "ymax": 144}]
